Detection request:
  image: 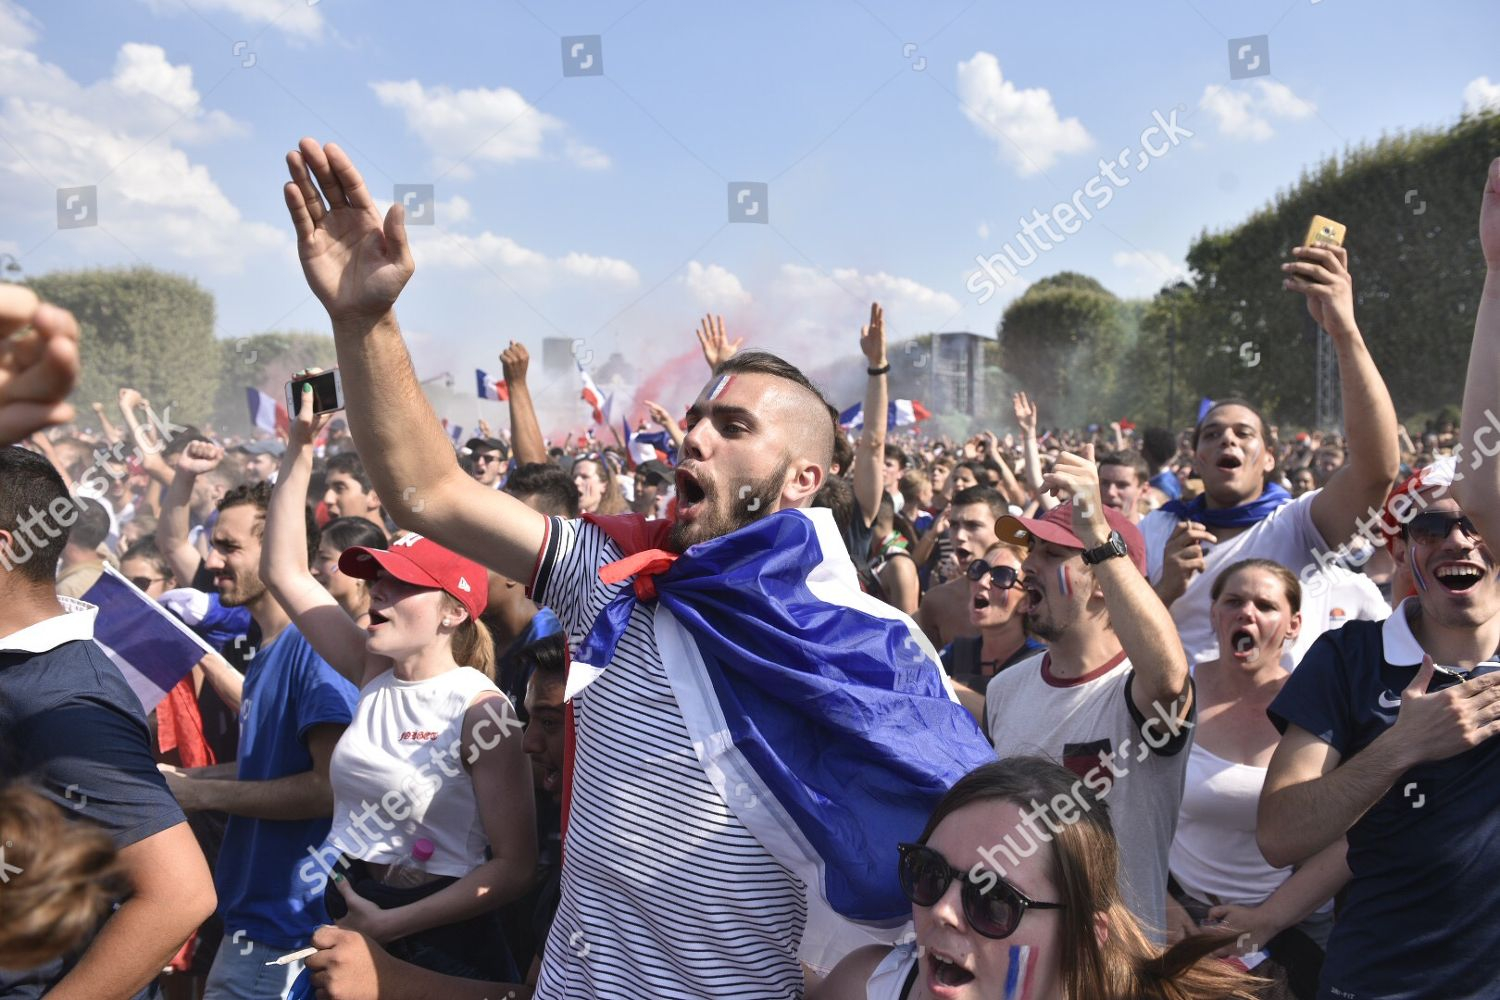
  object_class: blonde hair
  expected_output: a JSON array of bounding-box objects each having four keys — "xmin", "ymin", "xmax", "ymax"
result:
[
  {"xmin": 0, "ymin": 783, "xmax": 126, "ymax": 970},
  {"xmin": 443, "ymin": 594, "xmax": 497, "ymax": 680}
]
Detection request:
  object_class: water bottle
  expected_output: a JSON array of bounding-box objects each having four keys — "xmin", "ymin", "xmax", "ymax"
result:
[{"xmin": 379, "ymin": 837, "xmax": 435, "ymax": 888}]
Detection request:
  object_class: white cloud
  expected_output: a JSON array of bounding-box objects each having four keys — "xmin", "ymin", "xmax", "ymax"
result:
[
  {"xmin": 681, "ymin": 261, "xmax": 750, "ymax": 308},
  {"xmin": 1464, "ymin": 76, "xmax": 1500, "ymax": 115},
  {"xmin": 1110, "ymin": 250, "xmax": 1188, "ymax": 296},
  {"xmin": 1199, "ymin": 81, "xmax": 1315, "ymax": 141},
  {"xmin": 956, "ymin": 52, "xmax": 1091, "ymax": 175},
  {"xmin": 0, "ymin": 6, "xmax": 279, "ymax": 271},
  {"xmin": 372, "ymin": 78, "xmax": 608, "ymax": 178},
  {"xmin": 137, "ymin": 0, "xmax": 324, "ymax": 41},
  {"xmin": 765, "ymin": 264, "xmax": 962, "ymax": 365},
  {"xmin": 414, "ymin": 229, "xmax": 639, "ymax": 289},
  {"xmin": 977, "ymin": 221, "xmax": 990, "ymax": 240}
]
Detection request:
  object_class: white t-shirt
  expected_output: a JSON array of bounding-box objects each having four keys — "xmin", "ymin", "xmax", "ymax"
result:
[
  {"xmin": 987, "ymin": 651, "xmax": 1194, "ymax": 940},
  {"xmin": 1168, "ymin": 743, "xmax": 1286, "ymax": 906},
  {"xmin": 1140, "ymin": 491, "xmax": 1389, "ymax": 668},
  {"xmin": 325, "ymin": 666, "xmax": 501, "ymax": 877},
  {"xmin": 530, "ymin": 517, "xmax": 807, "ymax": 1000}
]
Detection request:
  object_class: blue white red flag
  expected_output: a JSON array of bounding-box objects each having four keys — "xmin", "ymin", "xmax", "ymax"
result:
[
  {"xmin": 83, "ymin": 566, "xmax": 216, "ymax": 714},
  {"xmin": 578, "ymin": 363, "xmax": 605, "ymax": 424},
  {"xmin": 245, "ymin": 386, "xmax": 289, "ymax": 437},
  {"xmin": 838, "ymin": 398, "xmax": 932, "ymax": 432},
  {"xmin": 572, "ymin": 507, "xmax": 995, "ymax": 966},
  {"xmin": 476, "ymin": 368, "xmax": 508, "ymax": 402}
]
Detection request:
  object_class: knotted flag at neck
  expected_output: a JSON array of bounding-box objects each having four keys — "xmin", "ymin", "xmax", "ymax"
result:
[
  {"xmin": 572, "ymin": 507, "xmax": 996, "ymax": 958},
  {"xmin": 1160, "ymin": 481, "xmax": 1292, "ymax": 529}
]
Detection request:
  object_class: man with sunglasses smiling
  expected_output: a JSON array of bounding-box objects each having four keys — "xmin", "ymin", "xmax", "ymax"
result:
[
  {"xmin": 1261, "ymin": 451, "xmax": 1500, "ymax": 999},
  {"xmin": 941, "ymin": 542, "xmax": 1042, "ymax": 734}
]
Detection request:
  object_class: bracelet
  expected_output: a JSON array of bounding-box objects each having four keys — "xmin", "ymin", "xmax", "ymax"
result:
[{"xmin": 867, "ymin": 363, "xmax": 890, "ymax": 376}]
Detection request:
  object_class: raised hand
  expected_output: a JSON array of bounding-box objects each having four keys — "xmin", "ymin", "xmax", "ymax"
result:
[
  {"xmin": 859, "ymin": 302, "xmax": 886, "ymax": 368},
  {"xmin": 176, "ymin": 440, "xmax": 224, "ymax": 477},
  {"xmin": 1283, "ymin": 242, "xmax": 1356, "ymax": 339},
  {"xmin": 284, "ymin": 138, "xmax": 414, "ymax": 322},
  {"xmin": 644, "ymin": 400, "xmax": 674, "ymax": 427},
  {"xmin": 695, "ymin": 314, "xmax": 742, "ymax": 370},
  {"xmin": 289, "ymin": 369, "xmax": 333, "ymax": 448},
  {"xmin": 1012, "ymin": 391, "xmax": 1038, "ymax": 437},
  {"xmin": 1483, "ymin": 156, "xmax": 1500, "ymax": 270},
  {"xmin": 477, "ymin": 417, "xmax": 493, "ymax": 440},
  {"xmin": 118, "ymin": 387, "xmax": 144, "ymax": 412},
  {"xmin": 0, "ymin": 285, "xmax": 81, "ymax": 446},
  {"xmin": 500, "ymin": 341, "xmax": 530, "ymax": 384},
  {"xmin": 1042, "ymin": 445, "xmax": 1109, "ymax": 547}
]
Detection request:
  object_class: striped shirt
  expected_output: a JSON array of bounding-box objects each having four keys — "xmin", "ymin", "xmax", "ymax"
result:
[{"xmin": 531, "ymin": 517, "xmax": 808, "ymax": 999}]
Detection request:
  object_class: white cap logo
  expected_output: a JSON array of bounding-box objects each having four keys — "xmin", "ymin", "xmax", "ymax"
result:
[{"xmin": 457, "ymin": 576, "xmax": 472, "ymax": 593}]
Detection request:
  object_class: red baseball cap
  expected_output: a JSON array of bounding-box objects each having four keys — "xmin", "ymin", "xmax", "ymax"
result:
[
  {"xmin": 994, "ymin": 502, "xmax": 1148, "ymax": 576},
  {"xmin": 338, "ymin": 533, "xmax": 488, "ymax": 621}
]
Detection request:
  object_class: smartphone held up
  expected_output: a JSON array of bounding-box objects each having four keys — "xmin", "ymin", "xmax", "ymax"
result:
[
  {"xmin": 1304, "ymin": 214, "xmax": 1346, "ymax": 249},
  {"xmin": 286, "ymin": 368, "xmax": 344, "ymax": 416}
]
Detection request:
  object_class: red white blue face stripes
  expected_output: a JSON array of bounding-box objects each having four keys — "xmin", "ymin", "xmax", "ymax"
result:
[
  {"xmin": 1409, "ymin": 542, "xmax": 1429, "ymax": 594},
  {"xmin": 707, "ymin": 374, "xmax": 734, "ymax": 401},
  {"xmin": 1056, "ymin": 564, "xmax": 1072, "ymax": 599},
  {"xmin": 1003, "ymin": 944, "xmax": 1036, "ymax": 999}
]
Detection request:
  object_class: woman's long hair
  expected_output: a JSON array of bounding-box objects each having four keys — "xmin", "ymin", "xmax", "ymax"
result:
[
  {"xmin": 0, "ymin": 783, "xmax": 126, "ymax": 970},
  {"xmin": 918, "ymin": 758, "xmax": 1263, "ymax": 1000},
  {"xmin": 444, "ymin": 594, "xmax": 497, "ymax": 680}
]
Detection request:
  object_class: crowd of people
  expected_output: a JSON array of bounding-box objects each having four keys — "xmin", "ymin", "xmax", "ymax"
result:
[{"xmin": 0, "ymin": 141, "xmax": 1498, "ymax": 1000}]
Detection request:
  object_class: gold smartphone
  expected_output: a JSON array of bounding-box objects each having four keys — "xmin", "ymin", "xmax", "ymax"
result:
[{"xmin": 1304, "ymin": 215, "xmax": 1346, "ymax": 248}]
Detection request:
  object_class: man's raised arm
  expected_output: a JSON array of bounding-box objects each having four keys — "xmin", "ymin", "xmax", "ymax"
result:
[
  {"xmin": 1457, "ymin": 156, "xmax": 1500, "ymax": 545},
  {"xmin": 283, "ymin": 138, "xmax": 545, "ymax": 581}
]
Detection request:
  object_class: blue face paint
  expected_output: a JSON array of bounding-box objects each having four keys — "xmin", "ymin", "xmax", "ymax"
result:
[
  {"xmin": 1056, "ymin": 565, "xmax": 1071, "ymax": 598},
  {"xmin": 1003, "ymin": 944, "xmax": 1035, "ymax": 999},
  {"xmin": 707, "ymin": 375, "xmax": 733, "ymax": 401},
  {"xmin": 1410, "ymin": 543, "xmax": 1429, "ymax": 593}
]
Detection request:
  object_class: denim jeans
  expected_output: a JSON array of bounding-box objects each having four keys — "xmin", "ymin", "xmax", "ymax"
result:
[{"xmin": 201, "ymin": 935, "xmax": 304, "ymax": 1000}]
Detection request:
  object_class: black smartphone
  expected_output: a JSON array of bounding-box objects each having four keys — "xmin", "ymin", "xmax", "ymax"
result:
[{"xmin": 286, "ymin": 369, "xmax": 344, "ymax": 415}]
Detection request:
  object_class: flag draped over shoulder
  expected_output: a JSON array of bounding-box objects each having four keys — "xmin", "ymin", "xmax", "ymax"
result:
[{"xmin": 573, "ymin": 507, "xmax": 995, "ymax": 959}]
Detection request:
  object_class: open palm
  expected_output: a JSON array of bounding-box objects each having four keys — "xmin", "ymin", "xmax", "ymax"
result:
[{"xmin": 284, "ymin": 138, "xmax": 413, "ymax": 321}]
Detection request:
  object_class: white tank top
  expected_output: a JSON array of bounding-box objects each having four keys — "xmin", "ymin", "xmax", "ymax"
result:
[
  {"xmin": 326, "ymin": 666, "xmax": 504, "ymax": 877},
  {"xmin": 1168, "ymin": 741, "xmax": 1287, "ymax": 905},
  {"xmin": 866, "ymin": 941, "xmax": 920, "ymax": 1000}
]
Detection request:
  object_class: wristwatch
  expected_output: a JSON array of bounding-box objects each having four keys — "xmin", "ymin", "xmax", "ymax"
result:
[{"xmin": 1081, "ymin": 531, "xmax": 1129, "ymax": 566}]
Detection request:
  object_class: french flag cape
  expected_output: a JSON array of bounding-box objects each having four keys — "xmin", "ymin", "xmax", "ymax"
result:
[{"xmin": 567, "ymin": 506, "xmax": 996, "ymax": 968}]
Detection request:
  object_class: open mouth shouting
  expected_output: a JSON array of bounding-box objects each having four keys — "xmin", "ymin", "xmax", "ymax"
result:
[
  {"xmin": 926, "ymin": 948, "xmax": 976, "ymax": 996},
  {"xmin": 1432, "ymin": 560, "xmax": 1488, "ymax": 594},
  {"xmin": 1228, "ymin": 627, "xmax": 1258, "ymax": 659},
  {"xmin": 366, "ymin": 608, "xmax": 390, "ymax": 633},
  {"xmin": 676, "ymin": 465, "xmax": 709, "ymax": 517}
]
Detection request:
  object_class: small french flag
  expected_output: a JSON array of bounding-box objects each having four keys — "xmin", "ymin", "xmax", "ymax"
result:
[
  {"xmin": 837, "ymin": 399, "xmax": 933, "ymax": 432},
  {"xmin": 84, "ymin": 566, "xmax": 216, "ymax": 714},
  {"xmin": 578, "ymin": 364, "xmax": 605, "ymax": 425},
  {"xmin": 246, "ymin": 387, "xmax": 289, "ymax": 437},
  {"xmin": 476, "ymin": 369, "xmax": 509, "ymax": 402}
]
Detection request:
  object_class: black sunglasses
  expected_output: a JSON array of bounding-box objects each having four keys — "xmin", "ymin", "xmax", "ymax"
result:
[
  {"xmin": 897, "ymin": 842, "xmax": 1063, "ymax": 939},
  {"xmin": 965, "ymin": 560, "xmax": 1021, "ymax": 590},
  {"xmin": 1406, "ymin": 512, "xmax": 1481, "ymax": 546},
  {"xmin": 129, "ymin": 576, "xmax": 167, "ymax": 591}
]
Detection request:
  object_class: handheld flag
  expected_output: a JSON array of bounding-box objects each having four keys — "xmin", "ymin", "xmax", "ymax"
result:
[
  {"xmin": 245, "ymin": 387, "xmax": 289, "ymax": 437},
  {"xmin": 476, "ymin": 368, "xmax": 509, "ymax": 402},
  {"xmin": 83, "ymin": 566, "xmax": 216, "ymax": 715}
]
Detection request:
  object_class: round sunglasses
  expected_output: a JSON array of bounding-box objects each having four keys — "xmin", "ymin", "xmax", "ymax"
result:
[
  {"xmin": 965, "ymin": 560, "xmax": 1021, "ymax": 590},
  {"xmin": 897, "ymin": 842, "xmax": 1063, "ymax": 939}
]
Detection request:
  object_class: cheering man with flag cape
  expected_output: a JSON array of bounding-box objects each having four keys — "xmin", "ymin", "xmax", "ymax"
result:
[{"xmin": 283, "ymin": 138, "xmax": 996, "ymax": 1000}]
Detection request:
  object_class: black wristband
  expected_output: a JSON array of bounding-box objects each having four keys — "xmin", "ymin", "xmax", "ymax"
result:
[{"xmin": 867, "ymin": 363, "xmax": 890, "ymax": 376}]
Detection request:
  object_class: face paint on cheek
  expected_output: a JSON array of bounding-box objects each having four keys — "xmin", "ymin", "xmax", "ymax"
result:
[
  {"xmin": 1003, "ymin": 944, "xmax": 1037, "ymax": 1000},
  {"xmin": 707, "ymin": 375, "xmax": 734, "ymax": 401},
  {"xmin": 1056, "ymin": 565, "xmax": 1071, "ymax": 598},
  {"xmin": 1410, "ymin": 544, "xmax": 1429, "ymax": 593}
]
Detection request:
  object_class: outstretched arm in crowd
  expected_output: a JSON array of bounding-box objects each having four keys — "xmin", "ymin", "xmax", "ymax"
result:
[
  {"xmin": 1285, "ymin": 243, "xmax": 1399, "ymax": 545},
  {"xmin": 157, "ymin": 440, "xmax": 222, "ymax": 585},
  {"xmin": 1046, "ymin": 446, "xmax": 1190, "ymax": 720},
  {"xmin": 0, "ymin": 284, "xmax": 81, "ymax": 446},
  {"xmin": 262, "ymin": 383, "xmax": 379, "ymax": 688},
  {"xmin": 851, "ymin": 302, "xmax": 886, "ymax": 528},
  {"xmin": 695, "ymin": 313, "xmax": 741, "ymax": 372},
  {"xmin": 164, "ymin": 723, "xmax": 342, "ymax": 819},
  {"xmin": 283, "ymin": 138, "xmax": 546, "ymax": 581},
  {"xmin": 1457, "ymin": 155, "xmax": 1500, "ymax": 544},
  {"xmin": 501, "ymin": 341, "xmax": 548, "ymax": 466},
  {"xmin": 644, "ymin": 399, "xmax": 686, "ymax": 452},
  {"xmin": 45, "ymin": 823, "xmax": 216, "ymax": 1000},
  {"xmin": 91, "ymin": 399, "xmax": 122, "ymax": 445},
  {"xmin": 1014, "ymin": 391, "xmax": 1056, "ymax": 512},
  {"xmin": 1259, "ymin": 656, "xmax": 1500, "ymax": 867}
]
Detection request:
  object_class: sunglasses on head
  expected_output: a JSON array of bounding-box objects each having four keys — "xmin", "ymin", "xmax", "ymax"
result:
[
  {"xmin": 965, "ymin": 560, "xmax": 1021, "ymax": 590},
  {"xmin": 1406, "ymin": 512, "xmax": 1481, "ymax": 546},
  {"xmin": 897, "ymin": 842, "xmax": 1063, "ymax": 939}
]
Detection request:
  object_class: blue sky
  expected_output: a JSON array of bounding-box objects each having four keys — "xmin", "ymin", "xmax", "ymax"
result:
[{"xmin": 3, "ymin": 0, "xmax": 1498, "ymax": 426}]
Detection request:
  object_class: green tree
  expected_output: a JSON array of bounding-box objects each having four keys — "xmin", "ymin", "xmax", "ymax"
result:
[
  {"xmin": 27, "ymin": 267, "xmax": 218, "ymax": 424},
  {"xmin": 997, "ymin": 272, "xmax": 1129, "ymax": 428}
]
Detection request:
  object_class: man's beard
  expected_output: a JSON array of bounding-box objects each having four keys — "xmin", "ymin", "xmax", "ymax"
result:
[
  {"xmin": 668, "ymin": 463, "xmax": 787, "ymax": 553},
  {"xmin": 220, "ymin": 570, "xmax": 268, "ymax": 608},
  {"xmin": 1021, "ymin": 606, "xmax": 1063, "ymax": 643}
]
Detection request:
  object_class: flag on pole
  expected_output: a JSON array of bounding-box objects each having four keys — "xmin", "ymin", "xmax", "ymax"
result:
[
  {"xmin": 623, "ymin": 419, "xmax": 676, "ymax": 466},
  {"xmin": 476, "ymin": 368, "xmax": 509, "ymax": 402},
  {"xmin": 246, "ymin": 387, "xmax": 289, "ymax": 437},
  {"xmin": 837, "ymin": 399, "xmax": 933, "ymax": 432},
  {"xmin": 83, "ymin": 566, "xmax": 216, "ymax": 715},
  {"xmin": 578, "ymin": 364, "xmax": 605, "ymax": 425}
]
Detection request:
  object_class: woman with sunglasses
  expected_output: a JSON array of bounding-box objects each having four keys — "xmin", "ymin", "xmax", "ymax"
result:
[
  {"xmin": 941, "ymin": 543, "xmax": 1043, "ymax": 732},
  {"xmin": 812, "ymin": 757, "xmax": 1261, "ymax": 1000},
  {"xmin": 1165, "ymin": 559, "xmax": 1346, "ymax": 998}
]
